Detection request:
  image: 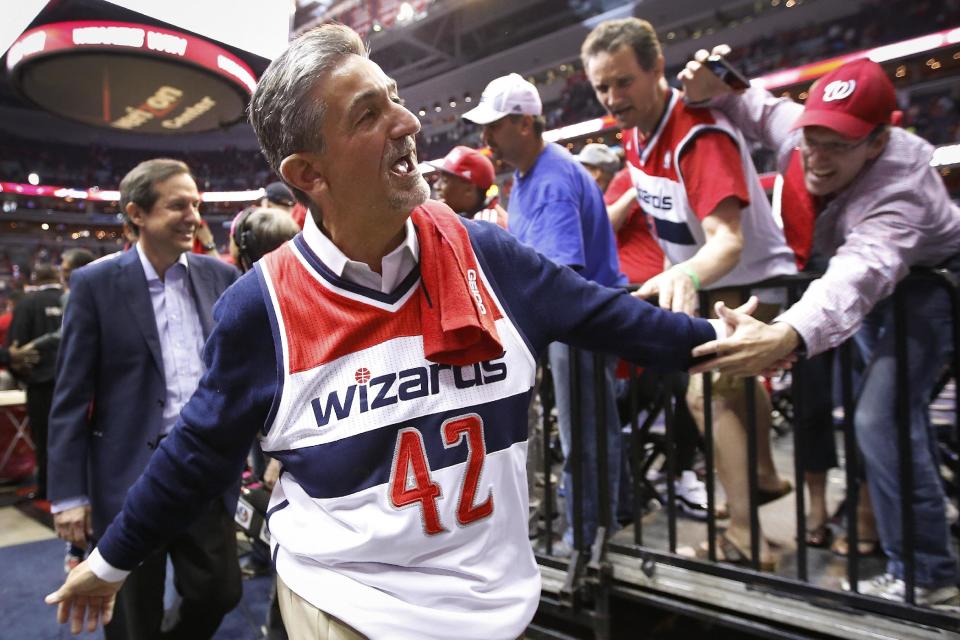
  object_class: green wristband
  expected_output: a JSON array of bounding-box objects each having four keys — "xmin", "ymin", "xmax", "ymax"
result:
[{"xmin": 679, "ymin": 266, "xmax": 701, "ymax": 291}]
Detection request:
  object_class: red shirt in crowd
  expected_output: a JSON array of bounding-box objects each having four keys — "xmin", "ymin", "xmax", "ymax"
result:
[{"xmin": 604, "ymin": 168, "xmax": 664, "ymax": 285}]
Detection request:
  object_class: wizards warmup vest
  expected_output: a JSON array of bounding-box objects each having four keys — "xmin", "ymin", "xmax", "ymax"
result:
[{"xmin": 624, "ymin": 88, "xmax": 796, "ymax": 290}]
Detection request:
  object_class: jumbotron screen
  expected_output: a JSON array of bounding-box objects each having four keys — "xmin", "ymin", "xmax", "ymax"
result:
[{"xmin": 6, "ymin": 20, "xmax": 257, "ymax": 134}]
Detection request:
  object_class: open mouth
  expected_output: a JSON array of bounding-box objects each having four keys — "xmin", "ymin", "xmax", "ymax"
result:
[{"xmin": 389, "ymin": 151, "xmax": 418, "ymax": 177}]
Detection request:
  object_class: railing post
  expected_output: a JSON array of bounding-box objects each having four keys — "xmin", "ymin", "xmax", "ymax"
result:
[
  {"xmin": 745, "ymin": 374, "xmax": 760, "ymax": 571},
  {"xmin": 543, "ymin": 364, "xmax": 555, "ymax": 557},
  {"xmin": 570, "ymin": 347, "xmax": 584, "ymax": 556},
  {"xmin": 893, "ymin": 288, "xmax": 915, "ymax": 605},
  {"xmin": 790, "ymin": 362, "xmax": 808, "ymax": 581},
  {"xmin": 663, "ymin": 374, "xmax": 678, "ymax": 554},
  {"xmin": 788, "ymin": 282, "xmax": 808, "ymax": 582},
  {"xmin": 593, "ymin": 352, "xmax": 611, "ymax": 552},
  {"xmin": 840, "ymin": 340, "xmax": 859, "ymax": 592},
  {"xmin": 699, "ymin": 289, "xmax": 717, "ymax": 562},
  {"xmin": 740, "ymin": 287, "xmax": 760, "ymax": 571},
  {"xmin": 629, "ymin": 365, "xmax": 643, "ymax": 546}
]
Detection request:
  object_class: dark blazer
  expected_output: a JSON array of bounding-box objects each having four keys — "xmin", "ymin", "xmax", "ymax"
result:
[{"xmin": 48, "ymin": 248, "xmax": 239, "ymax": 537}]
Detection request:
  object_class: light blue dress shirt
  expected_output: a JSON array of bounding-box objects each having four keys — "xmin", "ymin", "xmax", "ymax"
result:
[{"xmin": 136, "ymin": 244, "xmax": 206, "ymax": 435}]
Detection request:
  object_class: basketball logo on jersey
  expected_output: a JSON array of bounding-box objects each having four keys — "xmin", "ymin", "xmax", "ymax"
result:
[
  {"xmin": 664, "ymin": 150, "xmax": 672, "ymax": 170},
  {"xmin": 822, "ymin": 80, "xmax": 856, "ymax": 102}
]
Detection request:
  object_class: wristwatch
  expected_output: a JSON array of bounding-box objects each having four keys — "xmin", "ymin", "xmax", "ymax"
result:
[{"xmin": 201, "ymin": 242, "xmax": 216, "ymax": 251}]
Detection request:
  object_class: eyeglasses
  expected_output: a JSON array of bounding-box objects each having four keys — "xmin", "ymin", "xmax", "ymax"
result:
[
  {"xmin": 798, "ymin": 127, "xmax": 882, "ymax": 156},
  {"xmin": 798, "ymin": 135, "xmax": 870, "ymax": 155}
]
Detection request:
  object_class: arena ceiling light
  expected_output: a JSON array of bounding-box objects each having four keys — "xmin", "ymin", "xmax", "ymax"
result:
[
  {"xmin": 6, "ymin": 20, "xmax": 258, "ymax": 134},
  {"xmin": 396, "ymin": 2, "xmax": 415, "ymax": 23}
]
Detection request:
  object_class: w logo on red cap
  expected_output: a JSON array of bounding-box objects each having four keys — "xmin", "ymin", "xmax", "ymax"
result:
[{"xmin": 822, "ymin": 80, "xmax": 856, "ymax": 102}]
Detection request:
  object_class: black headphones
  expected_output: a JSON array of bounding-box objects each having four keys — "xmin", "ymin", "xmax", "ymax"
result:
[{"xmin": 232, "ymin": 206, "xmax": 258, "ymax": 271}]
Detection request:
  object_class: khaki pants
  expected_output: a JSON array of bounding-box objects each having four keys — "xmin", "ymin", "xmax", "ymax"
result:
[{"xmin": 276, "ymin": 575, "xmax": 366, "ymax": 640}]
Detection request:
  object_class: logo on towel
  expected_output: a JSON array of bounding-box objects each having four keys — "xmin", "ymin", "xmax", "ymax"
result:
[
  {"xmin": 822, "ymin": 80, "xmax": 856, "ymax": 102},
  {"xmin": 466, "ymin": 269, "xmax": 487, "ymax": 315}
]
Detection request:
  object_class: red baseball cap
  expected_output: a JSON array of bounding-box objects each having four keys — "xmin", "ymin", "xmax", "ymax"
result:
[
  {"xmin": 791, "ymin": 58, "xmax": 897, "ymax": 139},
  {"xmin": 430, "ymin": 146, "xmax": 495, "ymax": 190}
]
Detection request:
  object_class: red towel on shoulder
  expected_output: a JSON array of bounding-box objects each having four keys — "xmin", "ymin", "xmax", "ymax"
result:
[{"xmin": 412, "ymin": 201, "xmax": 504, "ymax": 366}]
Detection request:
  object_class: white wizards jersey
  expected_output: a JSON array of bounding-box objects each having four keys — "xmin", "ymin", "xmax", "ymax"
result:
[{"xmin": 255, "ymin": 231, "xmax": 540, "ymax": 639}]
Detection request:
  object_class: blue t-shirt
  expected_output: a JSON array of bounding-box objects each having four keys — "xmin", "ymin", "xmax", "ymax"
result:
[{"xmin": 508, "ymin": 142, "xmax": 625, "ymax": 287}]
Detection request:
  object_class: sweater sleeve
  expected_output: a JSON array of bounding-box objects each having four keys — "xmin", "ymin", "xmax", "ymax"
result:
[
  {"xmin": 468, "ymin": 220, "xmax": 714, "ymax": 369},
  {"xmin": 707, "ymin": 86, "xmax": 803, "ymax": 161},
  {"xmin": 95, "ymin": 272, "xmax": 278, "ymax": 569}
]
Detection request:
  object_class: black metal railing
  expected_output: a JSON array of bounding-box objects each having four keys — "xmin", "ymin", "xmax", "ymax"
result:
[{"xmin": 532, "ymin": 269, "xmax": 960, "ymax": 634}]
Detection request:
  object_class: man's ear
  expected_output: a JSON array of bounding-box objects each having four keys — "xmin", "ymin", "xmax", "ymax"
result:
[
  {"xmin": 125, "ymin": 202, "xmax": 144, "ymax": 230},
  {"xmin": 520, "ymin": 115, "xmax": 535, "ymax": 136},
  {"xmin": 279, "ymin": 153, "xmax": 325, "ymax": 198},
  {"xmin": 865, "ymin": 128, "xmax": 890, "ymax": 161}
]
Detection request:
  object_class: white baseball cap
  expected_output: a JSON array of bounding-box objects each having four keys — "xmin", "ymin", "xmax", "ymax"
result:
[
  {"xmin": 574, "ymin": 143, "xmax": 620, "ymax": 173},
  {"xmin": 461, "ymin": 73, "xmax": 543, "ymax": 125}
]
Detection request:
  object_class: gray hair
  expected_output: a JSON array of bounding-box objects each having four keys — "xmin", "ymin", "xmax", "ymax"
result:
[
  {"xmin": 119, "ymin": 158, "xmax": 192, "ymax": 215},
  {"xmin": 248, "ymin": 23, "xmax": 367, "ymax": 205}
]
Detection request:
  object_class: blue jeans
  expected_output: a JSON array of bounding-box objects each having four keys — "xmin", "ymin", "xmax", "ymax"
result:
[
  {"xmin": 548, "ymin": 343, "xmax": 621, "ymax": 549},
  {"xmin": 854, "ymin": 277, "xmax": 958, "ymax": 588}
]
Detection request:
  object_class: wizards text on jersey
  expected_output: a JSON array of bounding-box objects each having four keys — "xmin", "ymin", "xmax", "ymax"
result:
[{"xmin": 313, "ymin": 357, "xmax": 508, "ymax": 428}]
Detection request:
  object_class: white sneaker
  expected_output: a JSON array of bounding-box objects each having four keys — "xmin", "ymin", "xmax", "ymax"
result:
[
  {"xmin": 673, "ymin": 470, "xmax": 709, "ymax": 520},
  {"xmin": 843, "ymin": 573, "xmax": 960, "ymax": 606}
]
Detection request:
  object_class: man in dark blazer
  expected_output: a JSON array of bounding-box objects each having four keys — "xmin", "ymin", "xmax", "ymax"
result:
[
  {"xmin": 47, "ymin": 158, "xmax": 241, "ymax": 639},
  {"xmin": 7, "ymin": 262, "xmax": 63, "ymax": 501}
]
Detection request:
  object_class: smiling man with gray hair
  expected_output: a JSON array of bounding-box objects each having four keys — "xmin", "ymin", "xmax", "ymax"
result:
[{"xmin": 46, "ymin": 24, "xmax": 750, "ymax": 639}]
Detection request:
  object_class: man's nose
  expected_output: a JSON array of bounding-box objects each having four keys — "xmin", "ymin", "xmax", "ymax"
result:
[
  {"xmin": 390, "ymin": 104, "xmax": 421, "ymax": 139},
  {"xmin": 602, "ymin": 90, "xmax": 616, "ymax": 110},
  {"xmin": 803, "ymin": 146, "xmax": 827, "ymax": 165}
]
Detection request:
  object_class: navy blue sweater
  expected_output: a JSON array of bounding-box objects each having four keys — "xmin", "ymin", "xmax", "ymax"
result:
[{"xmin": 98, "ymin": 219, "xmax": 714, "ymax": 569}]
